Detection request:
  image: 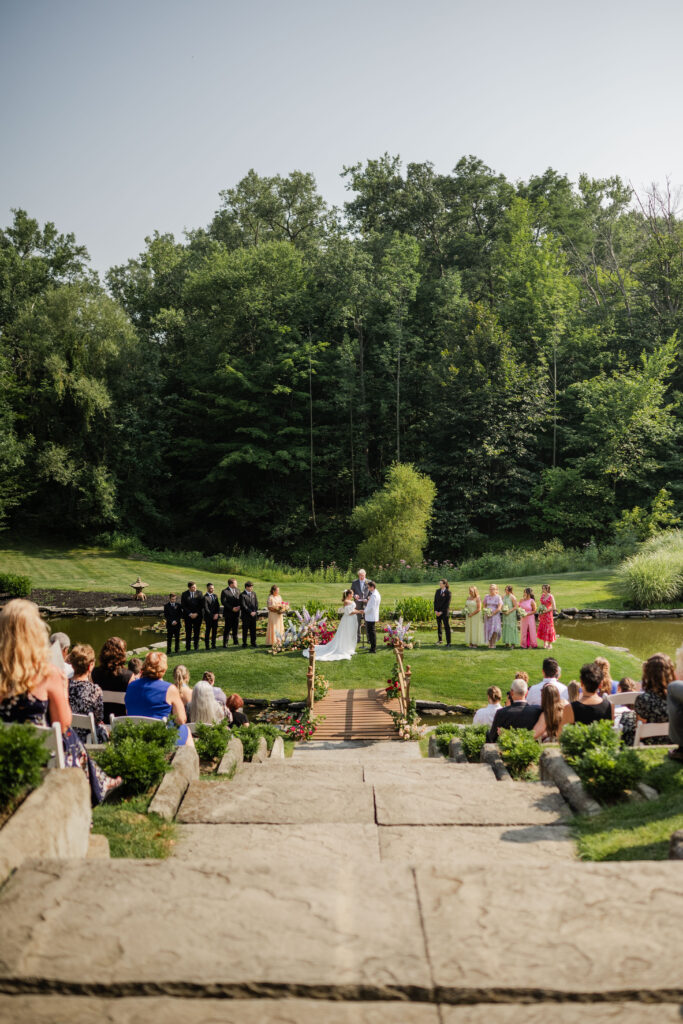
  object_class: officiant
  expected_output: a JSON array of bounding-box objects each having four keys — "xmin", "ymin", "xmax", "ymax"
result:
[{"xmin": 351, "ymin": 569, "xmax": 369, "ymax": 641}]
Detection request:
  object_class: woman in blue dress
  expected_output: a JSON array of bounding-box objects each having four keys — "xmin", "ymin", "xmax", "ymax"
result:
[{"xmin": 125, "ymin": 650, "xmax": 193, "ymax": 746}]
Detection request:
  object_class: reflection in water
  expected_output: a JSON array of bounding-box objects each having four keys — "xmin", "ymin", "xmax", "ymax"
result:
[
  {"xmin": 46, "ymin": 616, "xmax": 160, "ymax": 652},
  {"xmin": 558, "ymin": 618, "xmax": 683, "ymax": 663}
]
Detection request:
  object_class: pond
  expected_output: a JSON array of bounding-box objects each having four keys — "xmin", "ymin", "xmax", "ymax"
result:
[
  {"xmin": 46, "ymin": 615, "xmax": 161, "ymax": 653},
  {"xmin": 557, "ymin": 618, "xmax": 683, "ymax": 663}
]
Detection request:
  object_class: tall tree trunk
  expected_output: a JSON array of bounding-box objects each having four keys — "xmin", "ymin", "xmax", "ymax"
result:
[{"xmin": 308, "ymin": 334, "xmax": 316, "ymax": 528}]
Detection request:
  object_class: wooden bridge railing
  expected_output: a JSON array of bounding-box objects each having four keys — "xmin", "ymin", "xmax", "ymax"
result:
[
  {"xmin": 393, "ymin": 641, "xmax": 411, "ymax": 718},
  {"xmin": 306, "ymin": 634, "xmax": 316, "ymax": 710}
]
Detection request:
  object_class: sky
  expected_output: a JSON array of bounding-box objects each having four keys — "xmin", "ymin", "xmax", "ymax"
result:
[{"xmin": 1, "ymin": 0, "xmax": 683, "ymax": 276}]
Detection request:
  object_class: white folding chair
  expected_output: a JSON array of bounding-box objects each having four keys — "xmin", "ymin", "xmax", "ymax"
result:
[
  {"xmin": 101, "ymin": 690, "xmax": 126, "ymax": 708},
  {"xmin": 608, "ymin": 692, "xmax": 638, "ymax": 707},
  {"xmin": 110, "ymin": 714, "xmax": 168, "ymax": 729},
  {"xmin": 71, "ymin": 712, "xmax": 97, "ymax": 744},
  {"xmin": 633, "ymin": 720, "xmax": 670, "ymax": 747}
]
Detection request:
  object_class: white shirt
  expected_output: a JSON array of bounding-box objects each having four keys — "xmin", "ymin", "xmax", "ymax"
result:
[
  {"xmin": 472, "ymin": 702, "xmax": 502, "ymax": 726},
  {"xmin": 364, "ymin": 589, "xmax": 381, "ymax": 622},
  {"xmin": 527, "ymin": 678, "xmax": 569, "ymax": 706}
]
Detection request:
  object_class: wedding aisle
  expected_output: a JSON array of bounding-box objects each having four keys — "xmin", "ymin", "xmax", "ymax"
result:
[{"xmin": 312, "ymin": 687, "xmax": 400, "ymax": 742}]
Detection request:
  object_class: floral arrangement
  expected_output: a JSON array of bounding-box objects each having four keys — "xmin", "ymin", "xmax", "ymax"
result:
[
  {"xmin": 316, "ymin": 623, "xmax": 335, "ymax": 646},
  {"xmin": 283, "ymin": 708, "xmax": 325, "ymax": 742},
  {"xmin": 384, "ymin": 663, "xmax": 402, "ymax": 700},
  {"xmin": 271, "ymin": 606, "xmax": 328, "ymax": 654},
  {"xmin": 390, "ymin": 699, "xmax": 425, "ymax": 741},
  {"xmin": 383, "ymin": 617, "xmax": 415, "ymax": 649},
  {"xmin": 313, "ymin": 673, "xmax": 330, "ymax": 702}
]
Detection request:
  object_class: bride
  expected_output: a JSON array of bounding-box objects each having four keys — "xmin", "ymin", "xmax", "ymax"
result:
[{"xmin": 303, "ymin": 589, "xmax": 360, "ymax": 662}]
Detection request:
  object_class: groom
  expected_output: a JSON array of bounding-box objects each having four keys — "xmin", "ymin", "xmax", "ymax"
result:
[
  {"xmin": 364, "ymin": 581, "xmax": 381, "ymax": 653},
  {"xmin": 351, "ymin": 568, "xmax": 369, "ymax": 642}
]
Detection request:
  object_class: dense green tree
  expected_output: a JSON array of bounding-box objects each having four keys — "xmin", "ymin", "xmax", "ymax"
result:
[{"xmin": 351, "ymin": 462, "xmax": 436, "ymax": 567}]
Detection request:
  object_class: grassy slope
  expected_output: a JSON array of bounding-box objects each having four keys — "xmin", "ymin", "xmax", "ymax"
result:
[
  {"xmin": 0, "ymin": 542, "xmax": 625, "ymax": 609},
  {"xmin": 91, "ymin": 794, "xmax": 175, "ymax": 858},
  {"xmin": 163, "ymin": 633, "xmax": 641, "ymax": 709},
  {"xmin": 572, "ymin": 749, "xmax": 683, "ymax": 861}
]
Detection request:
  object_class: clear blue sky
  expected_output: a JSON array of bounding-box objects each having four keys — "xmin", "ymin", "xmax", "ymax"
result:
[{"xmin": 2, "ymin": 0, "xmax": 682, "ymax": 275}]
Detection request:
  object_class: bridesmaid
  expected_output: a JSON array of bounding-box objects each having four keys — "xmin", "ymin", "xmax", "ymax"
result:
[
  {"xmin": 537, "ymin": 583, "xmax": 557, "ymax": 650},
  {"xmin": 501, "ymin": 585, "xmax": 519, "ymax": 649},
  {"xmin": 483, "ymin": 584, "xmax": 503, "ymax": 649},
  {"xmin": 519, "ymin": 588, "xmax": 538, "ymax": 650},
  {"xmin": 266, "ymin": 585, "xmax": 287, "ymax": 646},
  {"xmin": 464, "ymin": 586, "xmax": 485, "ymax": 648}
]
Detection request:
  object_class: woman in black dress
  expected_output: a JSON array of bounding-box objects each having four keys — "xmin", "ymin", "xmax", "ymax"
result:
[
  {"xmin": 558, "ymin": 662, "xmax": 613, "ymax": 736},
  {"xmin": 92, "ymin": 637, "xmax": 132, "ymax": 722}
]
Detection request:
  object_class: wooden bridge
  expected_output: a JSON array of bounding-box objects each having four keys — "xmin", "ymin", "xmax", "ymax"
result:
[{"xmin": 312, "ymin": 687, "xmax": 400, "ymax": 741}]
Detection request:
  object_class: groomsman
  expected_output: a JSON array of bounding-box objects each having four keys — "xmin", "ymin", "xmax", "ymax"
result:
[
  {"xmin": 364, "ymin": 581, "xmax": 381, "ymax": 653},
  {"xmin": 163, "ymin": 593, "xmax": 182, "ymax": 655},
  {"xmin": 434, "ymin": 578, "xmax": 452, "ymax": 646},
  {"xmin": 181, "ymin": 581, "xmax": 203, "ymax": 651},
  {"xmin": 221, "ymin": 577, "xmax": 241, "ymax": 647},
  {"xmin": 203, "ymin": 583, "xmax": 220, "ymax": 650},
  {"xmin": 240, "ymin": 581, "xmax": 258, "ymax": 647},
  {"xmin": 351, "ymin": 568, "xmax": 369, "ymax": 642}
]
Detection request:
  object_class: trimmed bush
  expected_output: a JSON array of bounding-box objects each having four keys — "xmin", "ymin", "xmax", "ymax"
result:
[
  {"xmin": 575, "ymin": 746, "xmax": 644, "ymax": 801},
  {"xmin": 0, "ymin": 724, "xmax": 50, "ymax": 811},
  {"xmin": 560, "ymin": 720, "xmax": 620, "ymax": 766},
  {"xmin": 393, "ymin": 596, "xmax": 434, "ymax": 622},
  {"xmin": 231, "ymin": 723, "xmax": 283, "ymax": 760},
  {"xmin": 194, "ymin": 722, "xmax": 230, "ymax": 762},
  {"xmin": 460, "ymin": 724, "xmax": 489, "ymax": 763},
  {"xmin": 95, "ymin": 720, "xmax": 177, "ymax": 794},
  {"xmin": 0, "ymin": 573, "xmax": 32, "ymax": 598},
  {"xmin": 497, "ymin": 728, "xmax": 542, "ymax": 779},
  {"xmin": 433, "ymin": 722, "xmax": 462, "ymax": 756},
  {"xmin": 109, "ymin": 718, "xmax": 177, "ymax": 753}
]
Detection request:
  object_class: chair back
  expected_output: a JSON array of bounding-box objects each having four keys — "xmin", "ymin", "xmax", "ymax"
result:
[
  {"xmin": 101, "ymin": 690, "xmax": 126, "ymax": 706},
  {"xmin": 110, "ymin": 714, "xmax": 167, "ymax": 729},
  {"xmin": 607, "ymin": 692, "xmax": 638, "ymax": 706},
  {"xmin": 0, "ymin": 719, "xmax": 65, "ymax": 769},
  {"xmin": 633, "ymin": 720, "xmax": 670, "ymax": 747},
  {"xmin": 71, "ymin": 711, "xmax": 97, "ymax": 744}
]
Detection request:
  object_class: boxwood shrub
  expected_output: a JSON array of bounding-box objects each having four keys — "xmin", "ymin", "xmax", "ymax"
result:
[
  {"xmin": 0, "ymin": 574, "xmax": 32, "ymax": 598},
  {"xmin": 497, "ymin": 728, "xmax": 542, "ymax": 779},
  {"xmin": 0, "ymin": 724, "xmax": 50, "ymax": 811},
  {"xmin": 95, "ymin": 720, "xmax": 177, "ymax": 794}
]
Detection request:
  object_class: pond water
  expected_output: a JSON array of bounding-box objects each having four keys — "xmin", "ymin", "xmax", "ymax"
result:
[
  {"xmin": 46, "ymin": 615, "xmax": 160, "ymax": 653},
  {"xmin": 557, "ymin": 618, "xmax": 683, "ymax": 663}
]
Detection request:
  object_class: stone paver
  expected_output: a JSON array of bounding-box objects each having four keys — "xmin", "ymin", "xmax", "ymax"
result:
[
  {"xmin": 440, "ymin": 1008, "xmax": 683, "ymax": 1023},
  {"xmin": 416, "ymin": 862, "xmax": 683, "ymax": 998},
  {"xmin": 0, "ymin": 997, "xmax": 441, "ymax": 1023},
  {"xmin": 374, "ymin": 780, "xmax": 570, "ymax": 826},
  {"xmin": 175, "ymin": 823, "xmax": 380, "ymax": 865},
  {"xmin": 379, "ymin": 824, "xmax": 575, "ymax": 864},
  {"xmin": 0, "ymin": 860, "xmax": 429, "ymax": 993},
  {"xmin": 177, "ymin": 778, "xmax": 375, "ymax": 824},
  {"xmin": 240, "ymin": 762, "xmax": 365, "ymax": 783},
  {"xmin": 292, "ymin": 740, "xmax": 421, "ymax": 762},
  {"xmin": 363, "ymin": 763, "xmax": 495, "ymax": 784}
]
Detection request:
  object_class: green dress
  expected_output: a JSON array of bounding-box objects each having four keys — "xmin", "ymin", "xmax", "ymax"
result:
[
  {"xmin": 501, "ymin": 595, "xmax": 519, "ymax": 646},
  {"xmin": 464, "ymin": 598, "xmax": 485, "ymax": 646}
]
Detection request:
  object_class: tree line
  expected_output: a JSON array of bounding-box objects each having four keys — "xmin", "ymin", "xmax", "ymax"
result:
[{"xmin": 1, "ymin": 155, "xmax": 682, "ymax": 564}]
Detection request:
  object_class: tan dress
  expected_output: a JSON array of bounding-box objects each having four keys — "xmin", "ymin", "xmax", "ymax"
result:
[{"xmin": 266, "ymin": 597, "xmax": 285, "ymax": 645}]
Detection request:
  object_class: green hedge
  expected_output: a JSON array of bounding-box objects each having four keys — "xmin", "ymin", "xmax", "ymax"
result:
[
  {"xmin": 0, "ymin": 573, "xmax": 32, "ymax": 598},
  {"xmin": 95, "ymin": 720, "xmax": 177, "ymax": 794},
  {"xmin": 0, "ymin": 724, "xmax": 50, "ymax": 811}
]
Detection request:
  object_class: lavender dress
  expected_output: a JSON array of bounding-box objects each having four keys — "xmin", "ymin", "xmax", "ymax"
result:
[{"xmin": 483, "ymin": 595, "xmax": 503, "ymax": 641}]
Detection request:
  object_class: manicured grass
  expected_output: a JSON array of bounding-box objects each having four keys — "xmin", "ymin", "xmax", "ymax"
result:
[
  {"xmin": 572, "ymin": 748, "xmax": 683, "ymax": 861},
  {"xmin": 0, "ymin": 541, "xmax": 626, "ymax": 609},
  {"xmin": 91, "ymin": 794, "xmax": 176, "ymax": 858},
  {"xmin": 162, "ymin": 633, "xmax": 641, "ymax": 710}
]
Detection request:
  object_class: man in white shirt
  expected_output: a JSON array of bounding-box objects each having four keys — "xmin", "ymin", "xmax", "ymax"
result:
[
  {"xmin": 527, "ymin": 657, "xmax": 569, "ymax": 705},
  {"xmin": 472, "ymin": 686, "xmax": 503, "ymax": 726},
  {"xmin": 364, "ymin": 581, "xmax": 381, "ymax": 653}
]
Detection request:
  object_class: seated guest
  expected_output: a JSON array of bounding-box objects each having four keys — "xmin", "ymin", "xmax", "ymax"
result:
[
  {"xmin": 567, "ymin": 681, "xmax": 581, "ymax": 702},
  {"xmin": 49, "ymin": 631, "xmax": 74, "ymax": 680},
  {"xmin": 189, "ymin": 681, "xmax": 225, "ymax": 724},
  {"xmin": 173, "ymin": 664, "xmax": 193, "ymax": 707},
  {"xmin": 558, "ymin": 662, "xmax": 613, "ymax": 736},
  {"xmin": 226, "ymin": 693, "xmax": 249, "ymax": 726},
  {"xmin": 201, "ymin": 671, "xmax": 228, "ymax": 714},
  {"xmin": 614, "ymin": 677, "xmax": 639, "ymax": 731},
  {"xmin": 594, "ymin": 656, "xmax": 616, "ymax": 696},
  {"xmin": 666, "ymin": 644, "xmax": 683, "ymax": 762},
  {"xmin": 473, "ymin": 686, "xmax": 503, "ymax": 726},
  {"xmin": 68, "ymin": 643, "xmax": 108, "ymax": 743},
  {"xmin": 513, "ymin": 671, "xmax": 529, "ymax": 685},
  {"xmin": 533, "ymin": 684, "xmax": 565, "ymax": 742},
  {"xmin": 527, "ymin": 658, "xmax": 569, "ymax": 705},
  {"xmin": 0, "ymin": 600, "xmax": 121, "ymax": 803},
  {"xmin": 92, "ymin": 637, "xmax": 133, "ymax": 721},
  {"xmin": 125, "ymin": 651, "xmax": 193, "ymax": 746},
  {"xmin": 621, "ymin": 652, "xmax": 673, "ymax": 747},
  {"xmin": 486, "ymin": 678, "xmax": 541, "ymax": 743},
  {"xmin": 127, "ymin": 657, "xmax": 143, "ymax": 681}
]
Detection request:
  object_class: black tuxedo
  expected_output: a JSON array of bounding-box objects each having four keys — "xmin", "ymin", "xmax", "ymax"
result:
[
  {"xmin": 351, "ymin": 579, "xmax": 368, "ymax": 641},
  {"xmin": 203, "ymin": 592, "xmax": 220, "ymax": 649},
  {"xmin": 221, "ymin": 586, "xmax": 241, "ymax": 646},
  {"xmin": 163, "ymin": 601, "xmax": 182, "ymax": 655},
  {"xmin": 240, "ymin": 589, "xmax": 258, "ymax": 647},
  {"xmin": 181, "ymin": 588, "xmax": 203, "ymax": 650},
  {"xmin": 486, "ymin": 701, "xmax": 541, "ymax": 744},
  {"xmin": 434, "ymin": 587, "xmax": 452, "ymax": 644}
]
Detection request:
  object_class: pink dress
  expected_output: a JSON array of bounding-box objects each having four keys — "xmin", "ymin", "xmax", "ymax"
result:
[
  {"xmin": 519, "ymin": 599, "xmax": 537, "ymax": 649},
  {"xmin": 537, "ymin": 594, "xmax": 556, "ymax": 643}
]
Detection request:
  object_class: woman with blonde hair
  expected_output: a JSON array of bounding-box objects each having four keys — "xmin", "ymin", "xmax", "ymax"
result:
[
  {"xmin": 173, "ymin": 664, "xmax": 193, "ymax": 707},
  {"xmin": 125, "ymin": 651, "xmax": 193, "ymax": 746},
  {"xmin": 464, "ymin": 586, "xmax": 484, "ymax": 649},
  {"xmin": 594, "ymin": 656, "xmax": 615, "ymax": 696},
  {"xmin": 0, "ymin": 599, "xmax": 121, "ymax": 803}
]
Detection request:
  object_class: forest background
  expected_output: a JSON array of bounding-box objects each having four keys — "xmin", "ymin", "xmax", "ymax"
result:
[{"xmin": 1, "ymin": 155, "xmax": 682, "ymax": 568}]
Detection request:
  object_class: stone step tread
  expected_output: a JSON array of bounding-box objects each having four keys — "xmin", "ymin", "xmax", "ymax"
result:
[
  {"xmin": 0, "ymin": 998, "xmax": 677, "ymax": 1024},
  {"xmin": 177, "ymin": 778, "xmax": 376, "ymax": 824},
  {"xmin": 378, "ymin": 825, "xmax": 576, "ymax": 864},
  {"xmin": 174, "ymin": 823, "xmax": 381, "ymax": 864},
  {"xmin": 374, "ymin": 781, "xmax": 570, "ymax": 826},
  {"xmin": 1, "ymin": 859, "xmax": 681, "ymax": 1000}
]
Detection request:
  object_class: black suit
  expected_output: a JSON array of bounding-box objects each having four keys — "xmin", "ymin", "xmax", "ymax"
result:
[
  {"xmin": 434, "ymin": 588, "xmax": 452, "ymax": 644},
  {"xmin": 221, "ymin": 586, "xmax": 241, "ymax": 646},
  {"xmin": 163, "ymin": 601, "xmax": 182, "ymax": 655},
  {"xmin": 351, "ymin": 579, "xmax": 368, "ymax": 641},
  {"xmin": 181, "ymin": 588, "xmax": 203, "ymax": 650},
  {"xmin": 203, "ymin": 592, "xmax": 220, "ymax": 649},
  {"xmin": 486, "ymin": 701, "xmax": 542, "ymax": 744},
  {"xmin": 240, "ymin": 589, "xmax": 258, "ymax": 647}
]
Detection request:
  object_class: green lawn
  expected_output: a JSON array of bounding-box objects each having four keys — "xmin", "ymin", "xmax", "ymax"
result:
[
  {"xmin": 0, "ymin": 541, "xmax": 626, "ymax": 610},
  {"xmin": 572, "ymin": 749, "xmax": 683, "ymax": 860},
  {"xmin": 162, "ymin": 633, "xmax": 641, "ymax": 710},
  {"xmin": 91, "ymin": 793, "xmax": 176, "ymax": 858}
]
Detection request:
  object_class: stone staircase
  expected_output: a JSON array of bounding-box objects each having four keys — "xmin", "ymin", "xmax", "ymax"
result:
[{"xmin": 0, "ymin": 743, "xmax": 681, "ymax": 1021}]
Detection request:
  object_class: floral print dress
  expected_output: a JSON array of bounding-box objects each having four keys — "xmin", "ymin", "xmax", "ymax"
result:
[
  {"xmin": 536, "ymin": 593, "xmax": 556, "ymax": 643},
  {"xmin": 621, "ymin": 691, "xmax": 669, "ymax": 747}
]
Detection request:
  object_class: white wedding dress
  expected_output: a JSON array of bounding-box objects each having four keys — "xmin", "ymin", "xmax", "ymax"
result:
[{"xmin": 303, "ymin": 603, "xmax": 358, "ymax": 661}]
